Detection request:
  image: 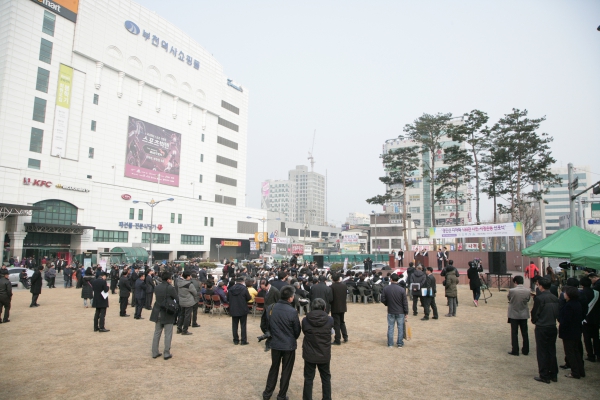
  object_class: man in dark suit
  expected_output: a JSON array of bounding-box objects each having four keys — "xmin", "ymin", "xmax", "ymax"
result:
[
  {"xmin": 145, "ymin": 270, "xmax": 156, "ymax": 310},
  {"xmin": 507, "ymin": 275, "xmax": 531, "ymax": 355},
  {"xmin": 260, "ymin": 279, "xmax": 281, "ymax": 352},
  {"xmin": 130, "ymin": 266, "xmax": 140, "ymax": 306},
  {"xmin": 118, "ymin": 268, "xmax": 132, "ymax": 317},
  {"xmin": 109, "ymin": 265, "xmax": 119, "ymax": 294},
  {"xmin": 436, "ymin": 248, "xmax": 444, "ymax": 271},
  {"xmin": 150, "ymin": 271, "xmax": 178, "ymax": 359},
  {"xmin": 330, "ymin": 273, "xmax": 348, "ymax": 345},
  {"xmin": 531, "ymin": 278, "xmax": 559, "ymax": 383},
  {"xmin": 310, "ymin": 275, "xmax": 333, "ymax": 314},
  {"xmin": 30, "ymin": 266, "xmax": 44, "ymax": 307},
  {"xmin": 421, "ymin": 267, "xmax": 439, "ymax": 320},
  {"xmin": 92, "ymin": 272, "xmax": 110, "ymax": 332},
  {"xmin": 228, "ymin": 277, "xmax": 251, "ymax": 345},
  {"xmin": 134, "ymin": 274, "xmax": 146, "ymax": 319}
]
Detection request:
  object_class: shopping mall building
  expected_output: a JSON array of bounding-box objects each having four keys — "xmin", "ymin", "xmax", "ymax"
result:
[{"xmin": 0, "ymin": 0, "xmax": 265, "ymax": 263}]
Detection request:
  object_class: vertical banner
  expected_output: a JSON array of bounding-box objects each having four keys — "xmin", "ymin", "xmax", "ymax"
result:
[{"xmin": 51, "ymin": 64, "xmax": 74, "ymax": 157}]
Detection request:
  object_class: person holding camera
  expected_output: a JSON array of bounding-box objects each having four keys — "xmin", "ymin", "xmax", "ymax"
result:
[
  {"xmin": 262, "ymin": 285, "xmax": 301, "ymax": 400},
  {"xmin": 150, "ymin": 271, "xmax": 177, "ymax": 360},
  {"xmin": 467, "ymin": 261, "xmax": 484, "ymax": 307}
]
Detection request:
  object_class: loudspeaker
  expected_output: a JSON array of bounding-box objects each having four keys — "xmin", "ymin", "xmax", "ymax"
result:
[
  {"xmin": 488, "ymin": 252, "xmax": 507, "ymax": 274},
  {"xmin": 313, "ymin": 255, "xmax": 324, "ymax": 269}
]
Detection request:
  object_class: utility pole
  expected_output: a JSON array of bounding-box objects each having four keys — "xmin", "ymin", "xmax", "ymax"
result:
[{"xmin": 568, "ymin": 163, "xmax": 576, "ymax": 226}]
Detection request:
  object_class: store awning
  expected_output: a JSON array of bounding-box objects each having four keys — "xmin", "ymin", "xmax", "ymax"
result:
[
  {"xmin": 0, "ymin": 203, "xmax": 44, "ymax": 220},
  {"xmin": 24, "ymin": 223, "xmax": 95, "ymax": 235}
]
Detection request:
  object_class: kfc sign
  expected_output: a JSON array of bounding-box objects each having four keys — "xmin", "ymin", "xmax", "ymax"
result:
[{"xmin": 23, "ymin": 177, "xmax": 52, "ymax": 187}]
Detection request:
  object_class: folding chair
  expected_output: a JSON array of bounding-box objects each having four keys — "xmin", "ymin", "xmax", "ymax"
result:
[
  {"xmin": 211, "ymin": 294, "xmax": 229, "ymax": 317},
  {"xmin": 253, "ymin": 296, "xmax": 265, "ymax": 317},
  {"xmin": 203, "ymin": 294, "xmax": 214, "ymax": 316}
]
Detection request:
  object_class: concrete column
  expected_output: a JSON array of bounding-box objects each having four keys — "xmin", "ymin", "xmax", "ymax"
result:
[
  {"xmin": 94, "ymin": 62, "xmax": 104, "ymax": 90},
  {"xmin": 0, "ymin": 220, "xmax": 6, "ymax": 262},
  {"xmin": 201, "ymin": 109, "xmax": 207, "ymax": 130},
  {"xmin": 156, "ymin": 88, "xmax": 162, "ymax": 112},
  {"xmin": 137, "ymin": 81, "xmax": 145, "ymax": 105},
  {"xmin": 172, "ymin": 96, "xmax": 178, "ymax": 119},
  {"xmin": 188, "ymin": 102, "xmax": 193, "ymax": 125},
  {"xmin": 8, "ymin": 231, "xmax": 27, "ymax": 261},
  {"xmin": 117, "ymin": 71, "xmax": 125, "ymax": 98}
]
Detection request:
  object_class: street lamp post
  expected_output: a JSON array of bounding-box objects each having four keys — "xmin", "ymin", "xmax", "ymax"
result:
[
  {"xmin": 132, "ymin": 198, "xmax": 174, "ymax": 265},
  {"xmin": 215, "ymin": 244, "xmax": 222, "ymax": 263}
]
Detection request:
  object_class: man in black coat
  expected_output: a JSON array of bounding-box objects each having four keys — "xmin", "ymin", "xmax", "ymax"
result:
[
  {"xmin": 150, "ymin": 272, "xmax": 178, "ymax": 360},
  {"xmin": 259, "ymin": 279, "xmax": 281, "ymax": 352},
  {"xmin": 118, "ymin": 268, "xmax": 132, "ymax": 317},
  {"xmin": 262, "ymin": 285, "xmax": 301, "ymax": 400},
  {"xmin": 421, "ymin": 267, "xmax": 439, "ymax": 320},
  {"xmin": 134, "ymin": 274, "xmax": 146, "ymax": 319},
  {"xmin": 330, "ymin": 274, "xmax": 348, "ymax": 345},
  {"xmin": 109, "ymin": 265, "xmax": 119, "ymax": 294},
  {"xmin": 30, "ymin": 266, "xmax": 44, "ymax": 307},
  {"xmin": 145, "ymin": 270, "xmax": 156, "ymax": 310},
  {"xmin": 531, "ymin": 278, "xmax": 559, "ymax": 384},
  {"xmin": 92, "ymin": 272, "xmax": 110, "ymax": 332},
  {"xmin": 467, "ymin": 261, "xmax": 483, "ymax": 307},
  {"xmin": 310, "ymin": 275, "xmax": 333, "ymax": 314},
  {"xmin": 0, "ymin": 270, "xmax": 13, "ymax": 322},
  {"xmin": 302, "ymin": 298, "xmax": 334, "ymax": 400},
  {"xmin": 228, "ymin": 277, "xmax": 251, "ymax": 345},
  {"xmin": 130, "ymin": 266, "xmax": 140, "ymax": 306}
]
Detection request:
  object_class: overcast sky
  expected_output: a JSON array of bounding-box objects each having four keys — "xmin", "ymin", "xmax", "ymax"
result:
[{"xmin": 138, "ymin": 0, "xmax": 600, "ymax": 225}]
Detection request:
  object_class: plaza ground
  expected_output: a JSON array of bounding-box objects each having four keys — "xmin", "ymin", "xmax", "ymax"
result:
[{"xmin": 2, "ymin": 284, "xmax": 599, "ymax": 399}]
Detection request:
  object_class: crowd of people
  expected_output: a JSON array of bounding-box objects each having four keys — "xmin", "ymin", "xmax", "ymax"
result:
[{"xmin": 1, "ymin": 254, "xmax": 599, "ymax": 397}]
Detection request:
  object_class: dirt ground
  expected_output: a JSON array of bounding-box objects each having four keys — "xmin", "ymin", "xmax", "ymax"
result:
[{"xmin": 2, "ymin": 284, "xmax": 599, "ymax": 400}]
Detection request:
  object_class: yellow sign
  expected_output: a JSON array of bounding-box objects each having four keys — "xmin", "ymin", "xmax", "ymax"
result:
[
  {"xmin": 221, "ymin": 240, "xmax": 241, "ymax": 247},
  {"xmin": 56, "ymin": 64, "xmax": 73, "ymax": 108},
  {"xmin": 254, "ymin": 232, "xmax": 268, "ymax": 243}
]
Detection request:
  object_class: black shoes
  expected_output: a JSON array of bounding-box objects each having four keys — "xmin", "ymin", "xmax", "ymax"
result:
[
  {"xmin": 432, "ymin": 316, "xmax": 438, "ymax": 319},
  {"xmin": 421, "ymin": 317, "xmax": 429, "ymax": 321},
  {"xmin": 507, "ymin": 352, "xmax": 519, "ymax": 356},
  {"xmin": 181, "ymin": 331, "xmax": 192, "ymax": 335},
  {"xmin": 192, "ymin": 324, "xmax": 200, "ymax": 328},
  {"xmin": 343, "ymin": 338, "xmax": 348, "ymax": 343},
  {"xmin": 559, "ymin": 364, "xmax": 570, "ymax": 370},
  {"xmin": 164, "ymin": 354, "xmax": 172, "ymax": 360},
  {"xmin": 234, "ymin": 341, "xmax": 239, "ymax": 345},
  {"xmin": 240, "ymin": 341, "xmax": 249, "ymax": 345},
  {"xmin": 331, "ymin": 341, "xmax": 341, "ymax": 345},
  {"xmin": 134, "ymin": 317, "xmax": 144, "ymax": 319},
  {"xmin": 98, "ymin": 328, "xmax": 110, "ymax": 333},
  {"xmin": 585, "ymin": 357, "xmax": 596, "ymax": 362},
  {"xmin": 533, "ymin": 376, "xmax": 550, "ymax": 384},
  {"xmin": 94, "ymin": 328, "xmax": 99, "ymax": 332},
  {"xmin": 176, "ymin": 328, "xmax": 182, "ymax": 334},
  {"xmin": 152, "ymin": 353, "xmax": 162, "ymax": 359},
  {"xmin": 120, "ymin": 314, "xmax": 130, "ymax": 317}
]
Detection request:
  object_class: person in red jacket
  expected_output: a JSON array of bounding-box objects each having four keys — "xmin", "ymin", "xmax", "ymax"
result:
[{"xmin": 525, "ymin": 262, "xmax": 540, "ymax": 291}]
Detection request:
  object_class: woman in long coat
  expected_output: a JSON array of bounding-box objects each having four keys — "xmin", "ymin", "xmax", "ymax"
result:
[
  {"xmin": 81, "ymin": 268, "xmax": 94, "ymax": 307},
  {"xmin": 466, "ymin": 261, "xmax": 483, "ymax": 307}
]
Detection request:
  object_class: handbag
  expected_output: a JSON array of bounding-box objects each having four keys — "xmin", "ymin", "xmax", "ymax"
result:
[
  {"xmin": 421, "ymin": 288, "xmax": 428, "ymax": 297},
  {"xmin": 410, "ymin": 283, "xmax": 421, "ymax": 296}
]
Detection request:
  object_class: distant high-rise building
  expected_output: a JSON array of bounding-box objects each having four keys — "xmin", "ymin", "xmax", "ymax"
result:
[
  {"xmin": 289, "ymin": 165, "xmax": 326, "ymax": 226},
  {"xmin": 382, "ymin": 135, "xmax": 472, "ymax": 238},
  {"xmin": 346, "ymin": 212, "xmax": 370, "ymax": 226},
  {"xmin": 260, "ymin": 179, "xmax": 296, "ymax": 221},
  {"xmin": 543, "ymin": 166, "xmax": 594, "ymax": 234}
]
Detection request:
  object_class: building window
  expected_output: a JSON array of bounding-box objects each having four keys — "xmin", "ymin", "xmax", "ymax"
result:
[
  {"xmin": 237, "ymin": 221, "xmax": 257, "ymax": 234},
  {"xmin": 29, "ymin": 128, "xmax": 44, "ymax": 153},
  {"xmin": 223, "ymin": 196, "xmax": 236, "ymax": 206},
  {"xmin": 39, "ymin": 38, "xmax": 53, "ymax": 64},
  {"xmin": 218, "ymin": 117, "xmax": 239, "ymax": 132},
  {"xmin": 31, "ymin": 200, "xmax": 77, "ymax": 225},
  {"xmin": 91, "ymin": 120, "xmax": 96, "ymax": 131},
  {"xmin": 199, "ymin": 174, "xmax": 203, "ymax": 183},
  {"xmin": 215, "ymin": 174, "xmax": 237, "ymax": 187},
  {"xmin": 216, "ymin": 155, "xmax": 238, "ymax": 168},
  {"xmin": 200, "ymin": 154, "xmax": 204, "ymax": 162},
  {"xmin": 42, "ymin": 11, "xmax": 56, "ymax": 36},
  {"xmin": 171, "ymin": 213, "xmax": 175, "ymax": 223},
  {"xmin": 33, "ymin": 97, "xmax": 47, "ymax": 122},
  {"xmin": 86, "ymin": 175, "xmax": 92, "ymax": 179},
  {"xmin": 198, "ymin": 195, "xmax": 202, "ymax": 200},
  {"xmin": 217, "ymin": 136, "xmax": 238, "ymax": 150},
  {"xmin": 409, "ymin": 194, "xmax": 421, "ymax": 202},
  {"xmin": 204, "ymin": 217, "xmax": 208, "ymax": 226},
  {"xmin": 210, "ymin": 217, "xmax": 214, "ymax": 227},
  {"xmin": 93, "ymin": 94, "xmax": 99, "ymax": 105},
  {"xmin": 201, "ymin": 133, "xmax": 205, "ymax": 142},
  {"xmin": 138, "ymin": 209, "xmax": 143, "ymax": 220},
  {"xmin": 88, "ymin": 147, "xmax": 94, "ymax": 158},
  {"xmin": 178, "ymin": 214, "xmax": 182, "ymax": 224},
  {"xmin": 142, "ymin": 232, "xmax": 170, "ymax": 244},
  {"xmin": 129, "ymin": 208, "xmax": 135, "ymax": 220},
  {"xmin": 35, "ymin": 68, "xmax": 50, "ymax": 93},
  {"xmin": 28, "ymin": 158, "xmax": 41, "ymax": 170},
  {"xmin": 93, "ymin": 230, "xmax": 128, "ymax": 243},
  {"xmin": 181, "ymin": 234, "xmax": 204, "ymax": 245},
  {"xmin": 221, "ymin": 100, "xmax": 240, "ymax": 115}
]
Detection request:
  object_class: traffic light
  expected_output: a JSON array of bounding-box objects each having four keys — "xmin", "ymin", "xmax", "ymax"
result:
[{"xmin": 593, "ymin": 184, "xmax": 600, "ymax": 195}]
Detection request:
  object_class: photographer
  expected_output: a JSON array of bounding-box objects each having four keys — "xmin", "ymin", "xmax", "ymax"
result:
[
  {"xmin": 467, "ymin": 261, "xmax": 484, "ymax": 307},
  {"xmin": 262, "ymin": 285, "xmax": 301, "ymax": 400}
]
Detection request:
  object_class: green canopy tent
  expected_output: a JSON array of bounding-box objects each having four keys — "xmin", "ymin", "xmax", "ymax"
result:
[
  {"xmin": 570, "ymin": 242, "xmax": 600, "ymax": 270},
  {"xmin": 521, "ymin": 226, "xmax": 600, "ymax": 258}
]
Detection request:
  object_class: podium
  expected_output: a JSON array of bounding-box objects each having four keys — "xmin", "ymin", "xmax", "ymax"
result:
[
  {"xmin": 389, "ymin": 255, "xmax": 396, "ymax": 269},
  {"xmin": 414, "ymin": 254, "xmax": 429, "ymax": 268}
]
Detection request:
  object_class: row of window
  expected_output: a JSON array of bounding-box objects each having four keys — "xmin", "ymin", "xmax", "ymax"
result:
[
  {"xmin": 221, "ymin": 100, "xmax": 240, "ymax": 115},
  {"xmin": 217, "ymin": 117, "xmax": 239, "ymax": 132},
  {"xmin": 215, "ymin": 195, "xmax": 237, "ymax": 205},
  {"xmin": 92, "ymin": 230, "xmax": 204, "ymax": 245},
  {"xmin": 170, "ymin": 213, "xmax": 183, "ymax": 224},
  {"xmin": 128, "ymin": 209, "xmax": 215, "ymax": 226},
  {"xmin": 217, "ymin": 136, "xmax": 238, "ymax": 150},
  {"xmin": 216, "ymin": 155, "xmax": 238, "ymax": 168},
  {"xmin": 216, "ymin": 174, "xmax": 237, "ymax": 187}
]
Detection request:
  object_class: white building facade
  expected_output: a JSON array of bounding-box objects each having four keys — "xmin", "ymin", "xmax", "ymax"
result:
[
  {"xmin": 0, "ymin": 0, "xmax": 265, "ymax": 263},
  {"xmin": 288, "ymin": 165, "xmax": 326, "ymax": 226},
  {"xmin": 260, "ymin": 179, "xmax": 296, "ymax": 221}
]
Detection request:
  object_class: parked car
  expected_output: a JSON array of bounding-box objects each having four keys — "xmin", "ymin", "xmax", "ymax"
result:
[
  {"xmin": 209, "ymin": 264, "xmax": 224, "ymax": 278},
  {"xmin": 7, "ymin": 267, "xmax": 33, "ymax": 287}
]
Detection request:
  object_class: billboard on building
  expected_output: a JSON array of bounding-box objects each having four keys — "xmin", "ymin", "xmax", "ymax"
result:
[
  {"xmin": 31, "ymin": 0, "xmax": 79, "ymax": 22},
  {"xmin": 125, "ymin": 117, "xmax": 181, "ymax": 187},
  {"xmin": 261, "ymin": 181, "xmax": 270, "ymax": 209}
]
